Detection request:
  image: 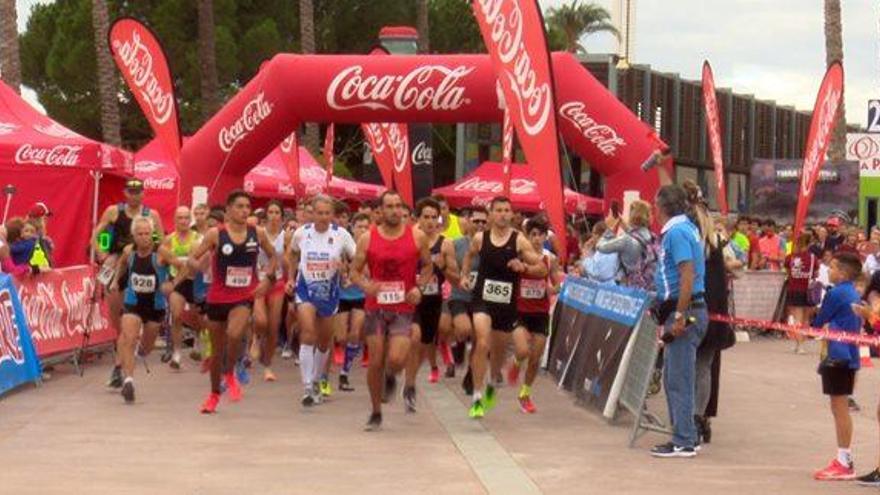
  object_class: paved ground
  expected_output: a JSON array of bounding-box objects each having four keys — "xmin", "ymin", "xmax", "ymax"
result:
[{"xmin": 2, "ymin": 337, "xmax": 880, "ymax": 494}]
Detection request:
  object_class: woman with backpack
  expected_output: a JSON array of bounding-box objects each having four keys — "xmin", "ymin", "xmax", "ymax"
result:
[{"xmin": 595, "ymin": 200, "xmax": 656, "ymax": 291}]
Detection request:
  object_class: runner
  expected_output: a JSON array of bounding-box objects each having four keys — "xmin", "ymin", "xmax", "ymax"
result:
[
  {"xmin": 111, "ymin": 216, "xmax": 181, "ymax": 403},
  {"xmin": 460, "ymin": 197, "xmax": 546, "ymax": 419},
  {"xmin": 163, "ymin": 206, "xmax": 202, "ymax": 370},
  {"xmin": 252, "ymin": 200, "xmax": 288, "ymax": 382},
  {"xmin": 192, "ymin": 203, "xmax": 210, "ymax": 235},
  {"xmin": 335, "ymin": 212, "xmax": 371, "ymax": 392},
  {"xmin": 287, "ymin": 195, "xmax": 357, "ymax": 407},
  {"xmin": 505, "ymin": 218, "xmax": 563, "ymax": 413},
  {"xmin": 95, "ymin": 178, "xmax": 165, "ymax": 389},
  {"xmin": 189, "ymin": 190, "xmax": 278, "ymax": 414},
  {"xmin": 402, "ymin": 197, "xmax": 459, "ymax": 413},
  {"xmin": 350, "ymin": 190, "xmax": 433, "ymax": 431}
]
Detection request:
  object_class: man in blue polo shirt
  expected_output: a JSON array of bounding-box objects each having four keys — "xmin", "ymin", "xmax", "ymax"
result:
[{"xmin": 651, "ymin": 184, "xmax": 708, "ymax": 458}]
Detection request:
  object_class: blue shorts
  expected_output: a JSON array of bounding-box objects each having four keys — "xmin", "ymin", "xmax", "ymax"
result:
[{"xmin": 294, "ymin": 276, "xmax": 340, "ymax": 318}]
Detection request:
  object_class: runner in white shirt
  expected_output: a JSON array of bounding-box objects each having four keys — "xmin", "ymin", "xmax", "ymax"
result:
[{"xmin": 287, "ymin": 195, "xmax": 357, "ymax": 406}]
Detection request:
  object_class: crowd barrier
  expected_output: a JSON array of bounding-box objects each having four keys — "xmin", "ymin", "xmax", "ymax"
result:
[
  {"xmin": 730, "ymin": 270, "xmax": 787, "ymax": 322},
  {"xmin": 0, "ymin": 266, "xmax": 115, "ymax": 397}
]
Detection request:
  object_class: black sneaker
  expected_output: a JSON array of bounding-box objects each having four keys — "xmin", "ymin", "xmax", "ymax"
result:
[
  {"xmin": 650, "ymin": 442, "xmax": 697, "ymax": 458},
  {"xmin": 462, "ymin": 367, "xmax": 474, "ymax": 396},
  {"xmin": 121, "ymin": 380, "xmax": 135, "ymax": 404},
  {"xmin": 106, "ymin": 366, "xmax": 123, "ymax": 389},
  {"xmin": 382, "ymin": 373, "xmax": 398, "ymax": 404},
  {"xmin": 301, "ymin": 391, "xmax": 316, "ymax": 407},
  {"xmin": 444, "ymin": 365, "xmax": 456, "ymax": 378},
  {"xmin": 403, "ymin": 386, "xmax": 416, "ymax": 414},
  {"xmin": 364, "ymin": 412, "xmax": 382, "ymax": 432},
  {"xmin": 856, "ymin": 468, "xmax": 880, "ymax": 486},
  {"xmin": 849, "ymin": 397, "xmax": 861, "ymax": 412},
  {"xmin": 160, "ymin": 348, "xmax": 173, "ymax": 363},
  {"xmin": 339, "ymin": 374, "xmax": 355, "ymax": 392}
]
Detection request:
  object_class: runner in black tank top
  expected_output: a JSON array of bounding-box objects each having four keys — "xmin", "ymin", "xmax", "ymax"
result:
[{"xmin": 459, "ymin": 197, "xmax": 546, "ymax": 420}]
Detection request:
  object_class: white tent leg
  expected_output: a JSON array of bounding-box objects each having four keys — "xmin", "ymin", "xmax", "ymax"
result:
[{"xmin": 89, "ymin": 171, "xmax": 102, "ymax": 264}]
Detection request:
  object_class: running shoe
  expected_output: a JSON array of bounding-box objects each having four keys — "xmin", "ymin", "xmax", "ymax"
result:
[
  {"xmin": 235, "ymin": 361, "xmax": 251, "ymax": 386},
  {"xmin": 225, "ymin": 373, "xmax": 243, "ymax": 402},
  {"xmin": 121, "ymin": 379, "xmax": 135, "ymax": 404},
  {"xmin": 263, "ymin": 368, "xmax": 277, "ymax": 382},
  {"xmin": 319, "ymin": 379, "xmax": 333, "ymax": 397},
  {"xmin": 312, "ymin": 383, "xmax": 324, "ymax": 405},
  {"xmin": 281, "ymin": 347, "xmax": 294, "ymax": 360},
  {"xmin": 468, "ymin": 399, "xmax": 485, "ymax": 419},
  {"xmin": 106, "ymin": 365, "xmax": 123, "ymax": 389},
  {"xmin": 507, "ymin": 363, "xmax": 520, "ymax": 386},
  {"xmin": 518, "ymin": 395, "xmax": 537, "ymax": 414},
  {"xmin": 201, "ymin": 392, "xmax": 220, "ymax": 414},
  {"xmin": 856, "ymin": 468, "xmax": 880, "ymax": 486},
  {"xmin": 301, "ymin": 391, "xmax": 316, "ymax": 407},
  {"xmin": 484, "ymin": 384, "xmax": 497, "ymax": 411},
  {"xmin": 382, "ymin": 373, "xmax": 398, "ymax": 404},
  {"xmin": 428, "ymin": 367, "xmax": 440, "ymax": 384},
  {"xmin": 170, "ymin": 352, "xmax": 181, "ymax": 371},
  {"xmin": 364, "ymin": 412, "xmax": 382, "ymax": 432},
  {"xmin": 444, "ymin": 364, "xmax": 456, "ymax": 379},
  {"xmin": 849, "ymin": 397, "xmax": 861, "ymax": 412},
  {"xmin": 339, "ymin": 374, "xmax": 355, "ymax": 392},
  {"xmin": 189, "ymin": 349, "xmax": 202, "ymax": 361},
  {"xmin": 403, "ymin": 386, "xmax": 416, "ymax": 414},
  {"xmin": 462, "ymin": 367, "xmax": 474, "ymax": 396},
  {"xmin": 813, "ymin": 459, "xmax": 855, "ymax": 480},
  {"xmin": 160, "ymin": 347, "xmax": 173, "ymax": 363},
  {"xmin": 650, "ymin": 442, "xmax": 697, "ymax": 458}
]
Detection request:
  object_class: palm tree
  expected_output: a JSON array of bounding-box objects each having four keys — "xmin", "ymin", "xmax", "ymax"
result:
[
  {"xmin": 417, "ymin": 0, "xmax": 430, "ymax": 53},
  {"xmin": 198, "ymin": 0, "xmax": 220, "ymax": 122},
  {"xmin": 91, "ymin": 0, "xmax": 121, "ymax": 146},
  {"xmin": 824, "ymin": 0, "xmax": 846, "ymax": 163},
  {"xmin": 299, "ymin": 0, "xmax": 320, "ymax": 152},
  {"xmin": 545, "ymin": 1, "xmax": 619, "ymax": 54},
  {"xmin": 0, "ymin": 0, "xmax": 21, "ymax": 93}
]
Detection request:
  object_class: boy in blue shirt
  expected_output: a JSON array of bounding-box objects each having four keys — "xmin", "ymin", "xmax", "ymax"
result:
[{"xmin": 813, "ymin": 252, "xmax": 862, "ymax": 481}]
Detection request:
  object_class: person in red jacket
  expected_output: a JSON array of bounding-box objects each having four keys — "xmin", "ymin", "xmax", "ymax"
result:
[{"xmin": 784, "ymin": 233, "xmax": 818, "ymax": 354}]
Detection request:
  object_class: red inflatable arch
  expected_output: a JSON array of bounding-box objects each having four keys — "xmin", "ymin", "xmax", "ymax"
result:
[{"xmin": 182, "ymin": 51, "xmax": 669, "ymax": 205}]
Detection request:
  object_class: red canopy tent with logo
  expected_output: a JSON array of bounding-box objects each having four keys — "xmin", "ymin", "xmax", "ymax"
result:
[
  {"xmin": 433, "ymin": 161, "xmax": 604, "ymax": 216},
  {"xmin": 244, "ymin": 145, "xmax": 384, "ymax": 203},
  {"xmin": 133, "ymin": 137, "xmax": 180, "ymax": 228},
  {"xmin": 0, "ymin": 82, "xmax": 132, "ymax": 267}
]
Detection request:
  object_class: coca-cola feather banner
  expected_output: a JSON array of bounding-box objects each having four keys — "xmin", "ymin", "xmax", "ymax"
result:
[
  {"xmin": 279, "ymin": 131, "xmax": 300, "ymax": 196},
  {"xmin": 323, "ymin": 123, "xmax": 335, "ymax": 188},
  {"xmin": 361, "ymin": 122, "xmax": 413, "ymax": 206},
  {"xmin": 109, "ymin": 18, "xmax": 181, "ymax": 167},
  {"xmin": 471, "ymin": 0, "xmax": 568, "ymax": 260},
  {"xmin": 701, "ymin": 61, "xmax": 728, "ymax": 215},
  {"xmin": 793, "ymin": 62, "xmax": 844, "ymax": 236}
]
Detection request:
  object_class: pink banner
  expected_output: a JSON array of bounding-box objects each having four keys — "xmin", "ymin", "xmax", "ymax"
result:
[
  {"xmin": 362, "ymin": 122, "xmax": 412, "ymax": 206},
  {"xmin": 502, "ymin": 106, "xmax": 514, "ymax": 196},
  {"xmin": 279, "ymin": 131, "xmax": 300, "ymax": 196},
  {"xmin": 794, "ymin": 62, "xmax": 844, "ymax": 236},
  {"xmin": 15, "ymin": 266, "xmax": 115, "ymax": 358},
  {"xmin": 323, "ymin": 123, "xmax": 335, "ymax": 188},
  {"xmin": 701, "ymin": 61, "xmax": 728, "ymax": 215}
]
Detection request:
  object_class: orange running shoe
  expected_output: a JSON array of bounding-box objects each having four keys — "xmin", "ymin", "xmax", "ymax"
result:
[
  {"xmin": 518, "ymin": 395, "xmax": 537, "ymax": 414},
  {"xmin": 200, "ymin": 392, "xmax": 220, "ymax": 414},
  {"xmin": 428, "ymin": 367, "xmax": 440, "ymax": 383},
  {"xmin": 334, "ymin": 343, "xmax": 344, "ymax": 366},
  {"xmin": 225, "ymin": 373, "xmax": 243, "ymax": 402},
  {"xmin": 814, "ymin": 459, "xmax": 855, "ymax": 481}
]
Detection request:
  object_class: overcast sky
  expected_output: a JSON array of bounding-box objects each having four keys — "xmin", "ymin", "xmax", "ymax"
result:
[{"xmin": 12, "ymin": 0, "xmax": 878, "ymax": 125}]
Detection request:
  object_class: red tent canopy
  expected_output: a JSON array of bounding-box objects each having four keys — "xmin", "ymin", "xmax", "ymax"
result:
[
  {"xmin": 0, "ymin": 82, "xmax": 132, "ymax": 266},
  {"xmin": 244, "ymin": 145, "xmax": 384, "ymax": 203},
  {"xmin": 133, "ymin": 137, "xmax": 180, "ymax": 228},
  {"xmin": 433, "ymin": 162, "xmax": 604, "ymax": 216}
]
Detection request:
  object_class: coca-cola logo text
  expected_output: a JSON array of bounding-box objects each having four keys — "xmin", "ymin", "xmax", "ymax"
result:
[
  {"xmin": 15, "ymin": 144, "xmax": 82, "ymax": 166},
  {"xmin": 280, "ymin": 132, "xmax": 297, "ymax": 154},
  {"xmin": 327, "ymin": 65, "xmax": 474, "ymax": 112},
  {"xmin": 19, "ymin": 273, "xmax": 109, "ymax": 348},
  {"xmin": 702, "ymin": 78, "xmax": 725, "ymax": 195},
  {"xmin": 144, "ymin": 177, "xmax": 176, "ymax": 190},
  {"xmin": 112, "ymin": 29, "xmax": 175, "ymax": 125},
  {"xmin": 454, "ymin": 175, "xmax": 535, "ymax": 195},
  {"xmin": 475, "ymin": 0, "xmax": 553, "ymax": 136},
  {"xmin": 801, "ymin": 87, "xmax": 842, "ymax": 199},
  {"xmin": 134, "ymin": 160, "xmax": 163, "ymax": 173},
  {"xmin": 412, "ymin": 141, "xmax": 433, "ymax": 166},
  {"xmin": 0, "ymin": 290, "xmax": 24, "ymax": 365},
  {"xmin": 559, "ymin": 101, "xmax": 627, "ymax": 156},
  {"xmin": 219, "ymin": 92, "xmax": 273, "ymax": 153}
]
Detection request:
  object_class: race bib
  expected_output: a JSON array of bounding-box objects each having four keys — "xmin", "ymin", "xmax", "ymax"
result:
[
  {"xmin": 377, "ymin": 281, "xmax": 406, "ymax": 305},
  {"xmin": 306, "ymin": 261, "xmax": 332, "ymax": 281},
  {"xmin": 225, "ymin": 266, "xmax": 253, "ymax": 288},
  {"xmin": 482, "ymin": 279, "xmax": 512, "ymax": 304},
  {"xmin": 97, "ymin": 261, "xmax": 116, "ymax": 286},
  {"xmin": 130, "ymin": 273, "xmax": 156, "ymax": 294},
  {"xmin": 468, "ymin": 271, "xmax": 478, "ymax": 288},
  {"xmin": 422, "ymin": 280, "xmax": 439, "ymax": 296},
  {"xmin": 520, "ymin": 279, "xmax": 547, "ymax": 299}
]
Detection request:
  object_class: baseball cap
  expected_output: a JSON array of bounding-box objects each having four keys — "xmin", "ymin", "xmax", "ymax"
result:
[
  {"xmin": 28, "ymin": 202, "xmax": 51, "ymax": 218},
  {"xmin": 125, "ymin": 178, "xmax": 144, "ymax": 192},
  {"xmin": 826, "ymin": 217, "xmax": 841, "ymax": 227}
]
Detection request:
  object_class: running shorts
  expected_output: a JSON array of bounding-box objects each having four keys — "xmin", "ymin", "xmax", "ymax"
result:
[
  {"xmin": 205, "ymin": 301, "xmax": 253, "ymax": 322},
  {"xmin": 364, "ymin": 310, "xmax": 413, "ymax": 338},
  {"xmin": 471, "ymin": 301, "xmax": 518, "ymax": 332},
  {"xmin": 416, "ymin": 295, "xmax": 443, "ymax": 345},
  {"xmin": 517, "ymin": 313, "xmax": 550, "ymax": 336},
  {"xmin": 123, "ymin": 304, "xmax": 166, "ymax": 324},
  {"xmin": 338, "ymin": 298, "xmax": 365, "ymax": 313}
]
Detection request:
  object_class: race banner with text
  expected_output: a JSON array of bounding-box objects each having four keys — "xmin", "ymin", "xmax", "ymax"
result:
[
  {"xmin": 471, "ymin": 0, "xmax": 568, "ymax": 260},
  {"xmin": 109, "ymin": 18, "xmax": 182, "ymax": 167},
  {"xmin": 279, "ymin": 131, "xmax": 300, "ymax": 195},
  {"xmin": 0, "ymin": 274, "xmax": 42, "ymax": 396},
  {"xmin": 794, "ymin": 62, "xmax": 844, "ymax": 236},
  {"xmin": 362, "ymin": 121, "xmax": 413, "ymax": 206},
  {"xmin": 548, "ymin": 277, "xmax": 650, "ymax": 411},
  {"xmin": 15, "ymin": 266, "xmax": 115, "ymax": 359},
  {"xmin": 701, "ymin": 61, "xmax": 728, "ymax": 215}
]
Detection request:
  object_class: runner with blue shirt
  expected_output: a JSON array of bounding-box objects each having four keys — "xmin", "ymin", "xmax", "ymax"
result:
[{"xmin": 335, "ymin": 212, "xmax": 371, "ymax": 392}]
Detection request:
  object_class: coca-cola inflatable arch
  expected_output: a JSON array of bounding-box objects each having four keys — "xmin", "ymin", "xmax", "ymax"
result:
[{"xmin": 182, "ymin": 51, "xmax": 669, "ymax": 204}]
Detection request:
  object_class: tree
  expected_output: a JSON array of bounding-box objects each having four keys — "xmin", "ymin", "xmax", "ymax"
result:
[
  {"xmin": 197, "ymin": 0, "xmax": 220, "ymax": 122},
  {"xmin": 91, "ymin": 0, "xmax": 122, "ymax": 145},
  {"xmin": 299, "ymin": 0, "xmax": 319, "ymax": 152},
  {"xmin": 824, "ymin": 0, "xmax": 846, "ymax": 163},
  {"xmin": 0, "ymin": 0, "xmax": 21, "ymax": 93},
  {"xmin": 417, "ymin": 0, "xmax": 429, "ymax": 53},
  {"xmin": 545, "ymin": 1, "xmax": 618, "ymax": 54}
]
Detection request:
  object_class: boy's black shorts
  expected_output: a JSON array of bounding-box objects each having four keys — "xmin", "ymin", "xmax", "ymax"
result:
[{"xmin": 820, "ymin": 365, "xmax": 856, "ymax": 396}]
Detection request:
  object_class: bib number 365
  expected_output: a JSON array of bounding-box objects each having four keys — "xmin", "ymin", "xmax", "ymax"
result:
[{"xmin": 482, "ymin": 279, "xmax": 512, "ymax": 304}]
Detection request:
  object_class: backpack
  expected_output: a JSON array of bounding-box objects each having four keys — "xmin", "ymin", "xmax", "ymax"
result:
[{"xmin": 621, "ymin": 229, "xmax": 658, "ymax": 291}]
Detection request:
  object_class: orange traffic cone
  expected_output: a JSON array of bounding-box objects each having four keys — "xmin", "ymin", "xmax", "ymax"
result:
[{"xmin": 860, "ymin": 346, "xmax": 873, "ymax": 368}]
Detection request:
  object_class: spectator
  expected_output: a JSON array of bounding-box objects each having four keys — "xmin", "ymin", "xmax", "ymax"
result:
[
  {"xmin": 580, "ymin": 222, "xmax": 621, "ymax": 285},
  {"xmin": 837, "ymin": 230, "xmax": 860, "ymax": 257},
  {"xmin": 748, "ymin": 219, "xmax": 763, "ymax": 269},
  {"xmin": 7, "ymin": 217, "xmax": 50, "ymax": 274},
  {"xmin": 785, "ymin": 233, "xmax": 819, "ymax": 354},
  {"xmin": 595, "ymin": 200, "xmax": 656, "ymax": 291},
  {"xmin": 825, "ymin": 217, "xmax": 845, "ymax": 252},
  {"xmin": 731, "ymin": 216, "xmax": 750, "ymax": 254},
  {"xmin": 757, "ymin": 220, "xmax": 783, "ymax": 271},
  {"xmin": 859, "ymin": 228, "xmax": 880, "ymax": 270},
  {"xmin": 649, "ymin": 184, "xmax": 707, "ymax": 459},
  {"xmin": 27, "ymin": 202, "xmax": 54, "ymax": 267},
  {"xmin": 811, "ymin": 225, "xmax": 829, "ymax": 258}
]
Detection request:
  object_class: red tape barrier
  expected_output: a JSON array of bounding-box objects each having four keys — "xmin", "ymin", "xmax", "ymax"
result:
[{"xmin": 709, "ymin": 313, "xmax": 880, "ymax": 348}]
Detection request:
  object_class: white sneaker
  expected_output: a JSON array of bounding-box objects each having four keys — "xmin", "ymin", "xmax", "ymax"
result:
[{"xmin": 281, "ymin": 348, "xmax": 293, "ymax": 359}]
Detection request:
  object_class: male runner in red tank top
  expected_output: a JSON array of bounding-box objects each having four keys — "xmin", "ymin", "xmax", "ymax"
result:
[{"xmin": 350, "ymin": 190, "xmax": 433, "ymax": 431}]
